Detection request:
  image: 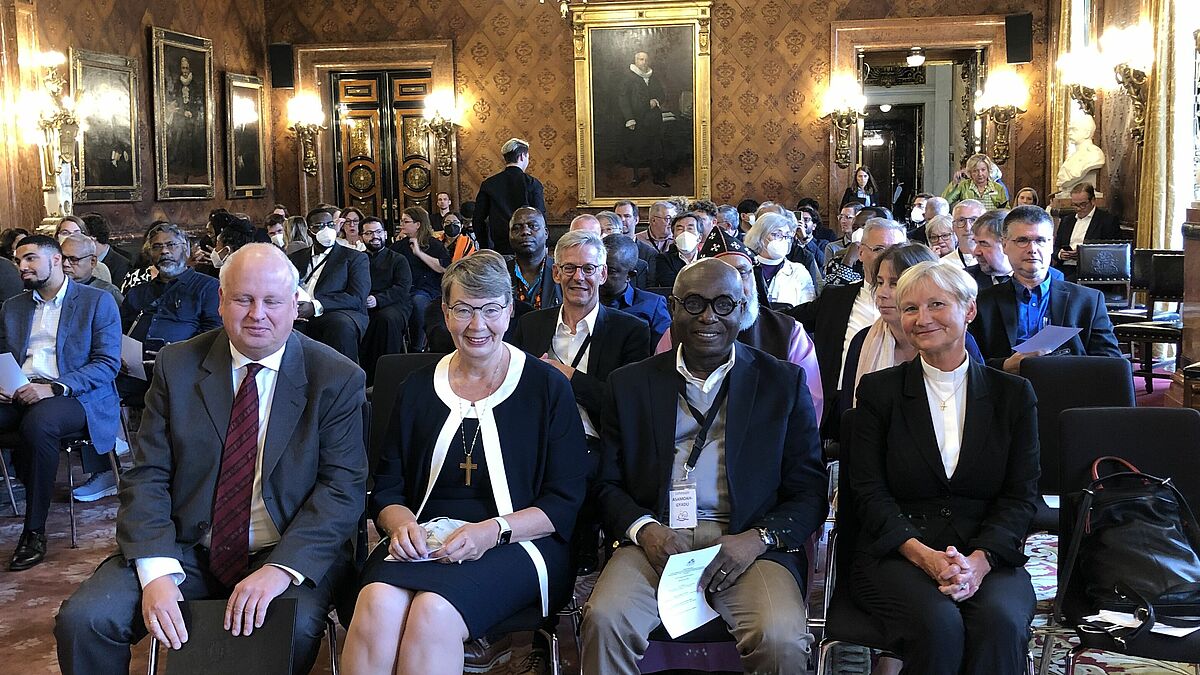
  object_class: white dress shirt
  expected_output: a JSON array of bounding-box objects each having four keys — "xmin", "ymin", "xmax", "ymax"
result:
[
  {"xmin": 920, "ymin": 355, "xmax": 969, "ymax": 479},
  {"xmin": 22, "ymin": 278, "xmax": 70, "ymax": 381},
  {"xmin": 301, "ymin": 246, "xmax": 330, "ymax": 315},
  {"xmin": 840, "ymin": 284, "xmax": 880, "ymax": 385},
  {"xmin": 550, "ymin": 303, "xmax": 599, "ymax": 438},
  {"xmin": 1066, "ymin": 209, "xmax": 1095, "ymax": 264},
  {"xmin": 135, "ymin": 342, "xmax": 303, "ymax": 588},
  {"xmin": 941, "ymin": 248, "xmax": 977, "ymax": 269}
]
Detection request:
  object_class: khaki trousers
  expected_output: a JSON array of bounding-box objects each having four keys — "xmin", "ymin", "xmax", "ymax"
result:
[{"xmin": 581, "ymin": 520, "xmax": 813, "ymax": 675}]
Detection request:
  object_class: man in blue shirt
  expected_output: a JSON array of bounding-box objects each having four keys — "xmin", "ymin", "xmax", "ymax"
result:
[
  {"xmin": 600, "ymin": 234, "xmax": 670, "ymax": 343},
  {"xmin": 969, "ymin": 205, "xmax": 1120, "ymax": 372}
]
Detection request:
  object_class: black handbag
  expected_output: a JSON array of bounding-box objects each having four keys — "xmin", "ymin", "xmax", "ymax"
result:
[{"xmin": 1057, "ymin": 456, "xmax": 1200, "ymax": 641}]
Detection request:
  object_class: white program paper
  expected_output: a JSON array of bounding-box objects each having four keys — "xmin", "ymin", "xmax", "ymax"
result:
[
  {"xmin": 0, "ymin": 353, "xmax": 29, "ymax": 396},
  {"xmin": 1085, "ymin": 610, "xmax": 1200, "ymax": 637},
  {"xmin": 1012, "ymin": 325, "xmax": 1082, "ymax": 354},
  {"xmin": 121, "ymin": 336, "xmax": 147, "ymax": 381},
  {"xmin": 657, "ymin": 544, "xmax": 722, "ymax": 638}
]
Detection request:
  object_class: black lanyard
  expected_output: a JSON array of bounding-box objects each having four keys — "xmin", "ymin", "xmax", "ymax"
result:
[
  {"xmin": 569, "ymin": 334, "xmax": 593, "ymax": 369},
  {"xmin": 303, "ymin": 251, "xmax": 330, "ymax": 285},
  {"xmin": 679, "ymin": 376, "xmax": 730, "ymax": 477}
]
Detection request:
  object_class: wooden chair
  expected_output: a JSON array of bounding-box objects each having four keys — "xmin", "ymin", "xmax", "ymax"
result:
[
  {"xmin": 1075, "ymin": 242, "xmax": 1131, "ymax": 310},
  {"xmin": 1112, "ymin": 251, "xmax": 1184, "ymax": 391}
]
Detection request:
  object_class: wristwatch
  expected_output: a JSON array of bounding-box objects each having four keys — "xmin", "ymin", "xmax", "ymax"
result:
[
  {"xmin": 50, "ymin": 382, "xmax": 68, "ymax": 397},
  {"xmin": 494, "ymin": 517, "xmax": 512, "ymax": 546},
  {"xmin": 755, "ymin": 527, "xmax": 778, "ymax": 550}
]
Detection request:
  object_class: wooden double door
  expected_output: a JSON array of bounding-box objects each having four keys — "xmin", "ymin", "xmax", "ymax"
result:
[{"xmin": 331, "ymin": 69, "xmax": 436, "ymax": 232}]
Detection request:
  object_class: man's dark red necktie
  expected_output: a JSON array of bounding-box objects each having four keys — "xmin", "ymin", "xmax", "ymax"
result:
[{"xmin": 208, "ymin": 362, "xmax": 263, "ymax": 588}]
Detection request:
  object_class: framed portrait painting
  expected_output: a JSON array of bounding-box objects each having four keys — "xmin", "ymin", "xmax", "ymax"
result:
[
  {"xmin": 70, "ymin": 48, "xmax": 141, "ymax": 203},
  {"xmin": 150, "ymin": 27, "xmax": 215, "ymax": 200},
  {"xmin": 225, "ymin": 73, "xmax": 266, "ymax": 199},
  {"xmin": 570, "ymin": 1, "xmax": 712, "ymax": 206}
]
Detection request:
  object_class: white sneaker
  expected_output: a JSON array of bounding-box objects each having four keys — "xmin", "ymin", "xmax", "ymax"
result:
[{"xmin": 72, "ymin": 472, "xmax": 118, "ymax": 502}]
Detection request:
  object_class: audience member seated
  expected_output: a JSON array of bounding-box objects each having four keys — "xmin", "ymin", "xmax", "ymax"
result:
[
  {"xmin": 121, "ymin": 223, "xmax": 222, "ymax": 403},
  {"xmin": 56, "ymin": 216, "xmax": 113, "ymax": 283},
  {"xmin": 966, "ymin": 209, "xmax": 1014, "ymax": 289},
  {"xmin": 839, "ymin": 244, "xmax": 985, "ymax": 423},
  {"xmin": 1015, "ymin": 187, "xmax": 1040, "ymax": 207},
  {"xmin": 290, "ymin": 207, "xmax": 371, "ymax": 363},
  {"xmin": 55, "ymin": 244, "xmax": 367, "ymax": 675},
  {"xmin": 905, "ymin": 193, "xmax": 933, "ymax": 243},
  {"xmin": 636, "ymin": 200, "xmax": 676, "ymax": 254},
  {"xmin": 714, "ymin": 203, "xmax": 742, "ymax": 241},
  {"xmin": 442, "ymin": 212, "xmax": 477, "ymax": 263},
  {"xmin": 823, "ymin": 202, "xmax": 864, "ymax": 270},
  {"xmin": 583, "ymin": 259, "xmax": 827, "ymax": 675},
  {"xmin": 119, "ymin": 223, "xmax": 162, "ymax": 294},
  {"xmin": 790, "ymin": 205, "xmax": 826, "ymax": 272},
  {"xmin": 359, "ymin": 216, "xmax": 413, "ymax": 384},
  {"xmin": 196, "ymin": 216, "xmax": 256, "ymax": 278},
  {"xmin": 342, "ymin": 251, "xmax": 587, "ymax": 675},
  {"xmin": 1052, "ymin": 183, "xmax": 1123, "ymax": 282},
  {"xmin": 0, "ymin": 227, "xmax": 29, "ymax": 261},
  {"xmin": 850, "ymin": 260, "xmax": 1038, "ymax": 675},
  {"xmin": 0, "ymin": 235, "xmax": 120, "ymax": 570},
  {"xmin": 925, "ymin": 214, "xmax": 957, "ymax": 258},
  {"xmin": 61, "ymin": 234, "xmax": 123, "ymax": 307},
  {"xmin": 756, "ymin": 203, "xmax": 822, "ymax": 288},
  {"xmin": 600, "ymin": 234, "xmax": 670, "ymax": 343},
  {"xmin": 570, "ymin": 213, "xmax": 602, "ymax": 235},
  {"xmin": 265, "ymin": 213, "xmax": 287, "ymax": 249},
  {"xmin": 337, "ymin": 206, "xmax": 367, "ymax": 251},
  {"xmin": 745, "ymin": 213, "xmax": 816, "ymax": 308},
  {"xmin": 789, "ymin": 218, "xmax": 906, "ymax": 434},
  {"xmin": 924, "ymin": 195, "xmax": 950, "ymax": 222},
  {"xmin": 653, "ymin": 212, "xmax": 701, "ymax": 288},
  {"xmin": 941, "ymin": 153, "xmax": 1010, "ymax": 209},
  {"xmin": 944, "ymin": 199, "xmax": 984, "ymax": 268},
  {"xmin": 283, "ymin": 215, "xmax": 311, "ymax": 255},
  {"xmin": 970, "ymin": 205, "xmax": 1121, "ymax": 373},
  {"xmin": 80, "ymin": 213, "xmax": 130, "ymax": 289},
  {"xmin": 0, "ymin": 254, "xmax": 19, "ymax": 302},
  {"xmin": 505, "ymin": 206, "xmax": 561, "ymax": 314}
]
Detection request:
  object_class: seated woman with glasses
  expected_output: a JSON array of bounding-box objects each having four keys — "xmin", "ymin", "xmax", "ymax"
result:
[
  {"xmin": 392, "ymin": 206, "xmax": 452, "ymax": 352},
  {"xmin": 849, "ymin": 260, "xmax": 1038, "ymax": 675},
  {"xmin": 343, "ymin": 250, "xmax": 589, "ymax": 675},
  {"xmin": 744, "ymin": 213, "xmax": 816, "ymax": 308},
  {"xmin": 924, "ymin": 214, "xmax": 957, "ymax": 257}
]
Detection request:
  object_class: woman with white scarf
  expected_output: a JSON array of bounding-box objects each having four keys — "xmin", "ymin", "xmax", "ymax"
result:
[{"xmin": 745, "ymin": 213, "xmax": 816, "ymax": 309}]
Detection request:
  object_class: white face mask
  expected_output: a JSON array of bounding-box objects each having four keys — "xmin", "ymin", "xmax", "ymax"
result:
[
  {"xmin": 766, "ymin": 239, "xmax": 791, "ymax": 259},
  {"xmin": 314, "ymin": 227, "xmax": 337, "ymax": 248},
  {"xmin": 209, "ymin": 248, "xmax": 225, "ymax": 268},
  {"xmin": 270, "ymin": 233, "xmax": 286, "ymax": 247},
  {"xmin": 850, "ymin": 227, "xmax": 865, "ymax": 243},
  {"xmin": 674, "ymin": 230, "xmax": 699, "ymax": 253},
  {"xmin": 910, "ymin": 207, "xmax": 925, "ymax": 223}
]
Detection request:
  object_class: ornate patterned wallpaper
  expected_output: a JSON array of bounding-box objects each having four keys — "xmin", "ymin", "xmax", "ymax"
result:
[
  {"xmin": 29, "ymin": 0, "xmax": 271, "ymax": 236},
  {"xmin": 268, "ymin": 0, "xmax": 1049, "ymax": 223}
]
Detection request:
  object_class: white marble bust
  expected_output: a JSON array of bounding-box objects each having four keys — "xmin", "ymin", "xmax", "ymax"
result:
[{"xmin": 1056, "ymin": 111, "xmax": 1106, "ymax": 197}]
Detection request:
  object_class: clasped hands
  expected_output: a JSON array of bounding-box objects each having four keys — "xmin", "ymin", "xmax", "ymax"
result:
[
  {"xmin": 388, "ymin": 520, "xmax": 499, "ymax": 564},
  {"xmin": 141, "ymin": 565, "xmax": 294, "ymax": 650},
  {"xmin": 639, "ymin": 523, "xmax": 767, "ymax": 594},
  {"xmin": 915, "ymin": 545, "xmax": 991, "ymax": 603}
]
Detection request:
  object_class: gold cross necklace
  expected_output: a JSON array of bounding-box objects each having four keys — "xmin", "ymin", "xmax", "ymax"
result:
[{"xmin": 458, "ymin": 400, "xmax": 483, "ymax": 486}]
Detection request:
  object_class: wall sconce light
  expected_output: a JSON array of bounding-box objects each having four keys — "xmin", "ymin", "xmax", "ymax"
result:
[
  {"xmin": 1100, "ymin": 22, "xmax": 1153, "ymax": 147},
  {"xmin": 18, "ymin": 51, "xmax": 81, "ymax": 191},
  {"xmin": 821, "ymin": 72, "xmax": 867, "ymax": 169},
  {"xmin": 421, "ymin": 91, "xmax": 460, "ymax": 177},
  {"xmin": 287, "ymin": 92, "xmax": 325, "ymax": 176},
  {"xmin": 1057, "ymin": 45, "xmax": 1107, "ymax": 117},
  {"xmin": 906, "ymin": 48, "xmax": 926, "ymax": 68},
  {"xmin": 974, "ymin": 69, "xmax": 1029, "ymax": 164}
]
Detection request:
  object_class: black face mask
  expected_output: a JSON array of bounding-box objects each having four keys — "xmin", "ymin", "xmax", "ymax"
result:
[{"xmin": 444, "ymin": 222, "xmax": 462, "ymax": 238}]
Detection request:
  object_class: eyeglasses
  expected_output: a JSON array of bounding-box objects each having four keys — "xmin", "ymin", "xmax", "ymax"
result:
[
  {"xmin": 556, "ymin": 263, "xmax": 603, "ymax": 277},
  {"xmin": 448, "ymin": 301, "xmax": 510, "ymax": 322},
  {"xmin": 670, "ymin": 294, "xmax": 744, "ymax": 317},
  {"xmin": 765, "ymin": 230, "xmax": 792, "ymax": 242},
  {"xmin": 952, "ymin": 216, "xmax": 979, "ymax": 227},
  {"xmin": 149, "ymin": 241, "xmax": 185, "ymax": 253},
  {"xmin": 1007, "ymin": 236, "xmax": 1052, "ymax": 248},
  {"xmin": 1071, "ymin": 201, "xmax": 1091, "ymax": 209},
  {"xmin": 863, "ymin": 244, "xmax": 890, "ymax": 254},
  {"xmin": 361, "ymin": 228, "xmax": 387, "ymax": 237},
  {"xmin": 63, "ymin": 254, "xmax": 96, "ymax": 264},
  {"xmin": 928, "ymin": 233, "xmax": 954, "ymax": 243},
  {"xmin": 398, "ymin": 218, "xmax": 417, "ymax": 226},
  {"xmin": 309, "ymin": 221, "xmax": 338, "ymax": 230}
]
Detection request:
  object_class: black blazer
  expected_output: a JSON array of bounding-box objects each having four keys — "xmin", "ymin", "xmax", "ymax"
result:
[
  {"xmin": 101, "ymin": 247, "xmax": 131, "ymax": 289},
  {"xmin": 787, "ymin": 282, "xmax": 862, "ymax": 424},
  {"xmin": 472, "ymin": 165, "xmax": 546, "ymax": 255},
  {"xmin": 653, "ymin": 245, "xmax": 690, "ymax": 288},
  {"xmin": 968, "ymin": 278, "xmax": 1121, "ymax": 368},
  {"xmin": 634, "ymin": 239, "xmax": 659, "ymax": 290},
  {"xmin": 366, "ymin": 247, "xmax": 413, "ymax": 317},
  {"xmin": 596, "ymin": 343, "xmax": 828, "ymax": 588},
  {"xmin": 841, "ymin": 187, "xmax": 877, "ymax": 208},
  {"xmin": 288, "ymin": 244, "xmax": 371, "ymax": 332},
  {"xmin": 1053, "ymin": 207, "xmax": 1124, "ymax": 269},
  {"xmin": 850, "ymin": 359, "xmax": 1039, "ymax": 567},
  {"xmin": 510, "ymin": 305, "xmax": 651, "ymax": 427}
]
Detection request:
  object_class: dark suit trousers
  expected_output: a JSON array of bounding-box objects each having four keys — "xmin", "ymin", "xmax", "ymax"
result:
[
  {"xmin": 360, "ymin": 303, "xmax": 410, "ymax": 385},
  {"xmin": 850, "ymin": 554, "xmax": 1035, "ymax": 675},
  {"xmin": 55, "ymin": 548, "xmax": 343, "ymax": 675},
  {"xmin": 297, "ymin": 310, "xmax": 363, "ymax": 363},
  {"xmin": 0, "ymin": 397, "xmax": 87, "ymax": 532}
]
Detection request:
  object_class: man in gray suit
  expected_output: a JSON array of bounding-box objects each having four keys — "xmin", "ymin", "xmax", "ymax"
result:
[
  {"xmin": 55, "ymin": 243, "xmax": 367, "ymax": 674},
  {"xmin": 0, "ymin": 235, "xmax": 120, "ymax": 570}
]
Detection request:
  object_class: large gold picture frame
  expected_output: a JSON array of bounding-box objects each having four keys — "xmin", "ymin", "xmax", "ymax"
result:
[
  {"xmin": 150, "ymin": 27, "xmax": 215, "ymax": 200},
  {"xmin": 70, "ymin": 48, "xmax": 142, "ymax": 203},
  {"xmin": 571, "ymin": 1, "xmax": 712, "ymax": 207},
  {"xmin": 225, "ymin": 73, "xmax": 266, "ymax": 199}
]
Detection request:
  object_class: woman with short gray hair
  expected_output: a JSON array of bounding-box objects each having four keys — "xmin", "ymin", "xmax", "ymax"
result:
[{"xmin": 744, "ymin": 213, "xmax": 815, "ymax": 308}]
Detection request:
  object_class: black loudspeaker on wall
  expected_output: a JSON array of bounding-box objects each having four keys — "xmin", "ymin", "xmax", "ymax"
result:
[
  {"xmin": 269, "ymin": 44, "xmax": 295, "ymax": 89},
  {"xmin": 1005, "ymin": 14, "xmax": 1033, "ymax": 64}
]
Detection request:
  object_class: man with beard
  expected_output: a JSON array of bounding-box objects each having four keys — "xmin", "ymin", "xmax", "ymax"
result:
[
  {"xmin": 506, "ymin": 206, "xmax": 561, "ymax": 315},
  {"xmin": 618, "ymin": 51, "xmax": 670, "ymax": 188},
  {"xmin": 358, "ymin": 217, "xmax": 413, "ymax": 384},
  {"xmin": 965, "ymin": 209, "xmax": 1015, "ymax": 289},
  {"xmin": 0, "ymin": 235, "xmax": 120, "ymax": 570}
]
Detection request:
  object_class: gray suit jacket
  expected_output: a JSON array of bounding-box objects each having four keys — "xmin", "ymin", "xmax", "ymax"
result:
[
  {"xmin": 0, "ymin": 280, "xmax": 121, "ymax": 451},
  {"xmin": 117, "ymin": 329, "xmax": 367, "ymax": 585}
]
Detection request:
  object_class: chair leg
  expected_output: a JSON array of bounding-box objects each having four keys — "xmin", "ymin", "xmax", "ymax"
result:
[
  {"xmin": 815, "ymin": 639, "xmax": 838, "ymax": 675},
  {"xmin": 0, "ymin": 449, "xmax": 19, "ymax": 517},
  {"xmin": 1037, "ymin": 633, "xmax": 1056, "ymax": 675},
  {"xmin": 108, "ymin": 451, "xmax": 122, "ymax": 486},
  {"xmin": 325, "ymin": 615, "xmax": 339, "ymax": 675},
  {"xmin": 1064, "ymin": 645, "xmax": 1087, "ymax": 675},
  {"xmin": 65, "ymin": 445, "xmax": 77, "ymax": 549}
]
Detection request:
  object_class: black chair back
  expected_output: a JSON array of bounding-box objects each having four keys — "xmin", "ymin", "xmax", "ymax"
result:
[
  {"xmin": 1076, "ymin": 243, "xmax": 1131, "ymax": 282},
  {"xmin": 1148, "ymin": 252, "xmax": 1185, "ymax": 302},
  {"xmin": 1130, "ymin": 248, "xmax": 1177, "ymax": 291},
  {"xmin": 1057, "ymin": 407, "xmax": 1200, "ymax": 622},
  {"xmin": 368, "ymin": 353, "xmax": 445, "ymax": 479},
  {"xmin": 835, "ymin": 409, "xmax": 861, "ymax": 581},
  {"xmin": 1019, "ymin": 356, "xmax": 1134, "ymax": 495}
]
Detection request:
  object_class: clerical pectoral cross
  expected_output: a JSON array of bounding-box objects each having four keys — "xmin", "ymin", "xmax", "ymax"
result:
[{"xmin": 460, "ymin": 457, "xmax": 478, "ymax": 486}]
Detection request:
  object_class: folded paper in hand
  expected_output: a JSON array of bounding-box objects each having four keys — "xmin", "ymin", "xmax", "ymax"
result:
[
  {"xmin": 1013, "ymin": 325, "xmax": 1081, "ymax": 354},
  {"xmin": 384, "ymin": 517, "xmax": 466, "ymax": 562}
]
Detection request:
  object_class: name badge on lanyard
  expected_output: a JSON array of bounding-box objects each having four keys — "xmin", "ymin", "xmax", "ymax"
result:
[{"xmin": 669, "ymin": 376, "xmax": 730, "ymax": 530}]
